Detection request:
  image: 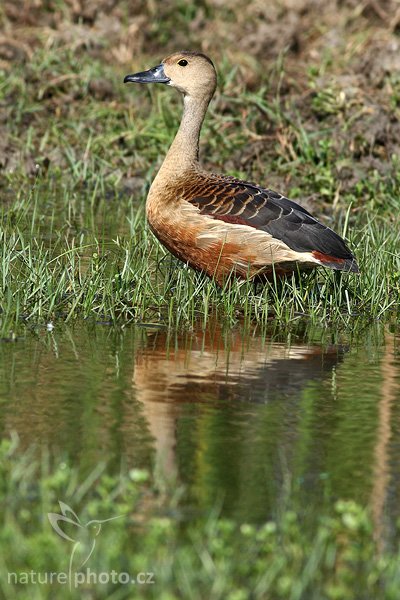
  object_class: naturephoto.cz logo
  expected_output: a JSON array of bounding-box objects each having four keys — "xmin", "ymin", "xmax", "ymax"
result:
[{"xmin": 7, "ymin": 501, "xmax": 155, "ymax": 589}]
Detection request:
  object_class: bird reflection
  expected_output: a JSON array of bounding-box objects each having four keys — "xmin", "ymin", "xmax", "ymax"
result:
[{"xmin": 133, "ymin": 323, "xmax": 345, "ymax": 488}]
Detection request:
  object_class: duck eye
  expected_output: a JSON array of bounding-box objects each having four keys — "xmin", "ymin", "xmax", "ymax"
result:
[{"xmin": 178, "ymin": 59, "xmax": 188, "ymax": 67}]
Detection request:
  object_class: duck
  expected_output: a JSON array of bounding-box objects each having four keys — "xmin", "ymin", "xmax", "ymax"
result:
[{"xmin": 124, "ymin": 51, "xmax": 359, "ymax": 285}]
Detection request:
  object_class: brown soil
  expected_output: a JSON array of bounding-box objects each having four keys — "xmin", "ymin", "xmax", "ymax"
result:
[{"xmin": 1, "ymin": 0, "xmax": 400, "ymax": 207}]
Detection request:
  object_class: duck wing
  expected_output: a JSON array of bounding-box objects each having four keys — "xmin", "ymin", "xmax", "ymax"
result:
[{"xmin": 188, "ymin": 176, "xmax": 359, "ymax": 272}]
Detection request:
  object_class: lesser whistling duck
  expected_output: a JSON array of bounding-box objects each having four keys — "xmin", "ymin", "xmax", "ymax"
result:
[{"xmin": 124, "ymin": 51, "xmax": 359, "ymax": 285}]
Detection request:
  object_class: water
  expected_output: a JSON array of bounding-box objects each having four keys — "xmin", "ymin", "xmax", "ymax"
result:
[{"xmin": 0, "ymin": 320, "xmax": 399, "ymax": 543}]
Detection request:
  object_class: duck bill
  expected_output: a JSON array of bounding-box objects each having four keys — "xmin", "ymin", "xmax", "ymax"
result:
[{"xmin": 124, "ymin": 64, "xmax": 170, "ymax": 85}]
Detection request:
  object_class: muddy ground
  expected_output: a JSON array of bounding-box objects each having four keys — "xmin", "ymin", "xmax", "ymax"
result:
[{"xmin": 1, "ymin": 0, "xmax": 400, "ymax": 214}]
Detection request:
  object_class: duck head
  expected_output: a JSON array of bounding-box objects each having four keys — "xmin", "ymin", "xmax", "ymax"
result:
[{"xmin": 124, "ymin": 51, "xmax": 217, "ymax": 99}]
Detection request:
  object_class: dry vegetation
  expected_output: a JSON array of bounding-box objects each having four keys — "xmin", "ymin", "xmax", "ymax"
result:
[
  {"xmin": 1, "ymin": 0, "xmax": 400, "ymax": 210},
  {"xmin": 0, "ymin": 1, "xmax": 399, "ymax": 330}
]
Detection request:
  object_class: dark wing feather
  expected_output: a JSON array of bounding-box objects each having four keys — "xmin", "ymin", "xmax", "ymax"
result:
[{"xmin": 188, "ymin": 176, "xmax": 356, "ymax": 262}]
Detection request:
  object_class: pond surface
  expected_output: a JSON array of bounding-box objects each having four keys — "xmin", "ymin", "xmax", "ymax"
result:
[{"xmin": 0, "ymin": 320, "xmax": 399, "ymax": 544}]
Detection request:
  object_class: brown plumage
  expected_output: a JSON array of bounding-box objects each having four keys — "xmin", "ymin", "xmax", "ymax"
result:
[{"xmin": 124, "ymin": 52, "xmax": 359, "ymax": 285}]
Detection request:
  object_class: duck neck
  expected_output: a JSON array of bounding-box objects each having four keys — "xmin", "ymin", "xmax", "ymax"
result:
[{"xmin": 159, "ymin": 93, "xmax": 212, "ymax": 175}]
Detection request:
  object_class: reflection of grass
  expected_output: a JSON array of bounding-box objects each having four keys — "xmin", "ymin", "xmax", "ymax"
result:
[{"xmin": 0, "ymin": 437, "xmax": 398, "ymax": 600}]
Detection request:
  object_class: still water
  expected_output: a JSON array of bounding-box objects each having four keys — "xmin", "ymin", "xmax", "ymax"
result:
[{"xmin": 0, "ymin": 320, "xmax": 399, "ymax": 540}]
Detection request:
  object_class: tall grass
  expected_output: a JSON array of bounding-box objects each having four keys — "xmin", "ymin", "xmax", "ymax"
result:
[
  {"xmin": 0, "ymin": 178, "xmax": 398, "ymax": 337},
  {"xmin": 1, "ymin": 38, "xmax": 399, "ymax": 336}
]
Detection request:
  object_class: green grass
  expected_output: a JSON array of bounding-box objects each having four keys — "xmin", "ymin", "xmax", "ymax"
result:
[
  {"xmin": 1, "ymin": 4, "xmax": 400, "ymax": 598},
  {"xmin": 0, "ymin": 437, "xmax": 400, "ymax": 600},
  {"xmin": 1, "ymin": 24, "xmax": 399, "ymax": 336},
  {"xmin": 0, "ymin": 175, "xmax": 399, "ymax": 337}
]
